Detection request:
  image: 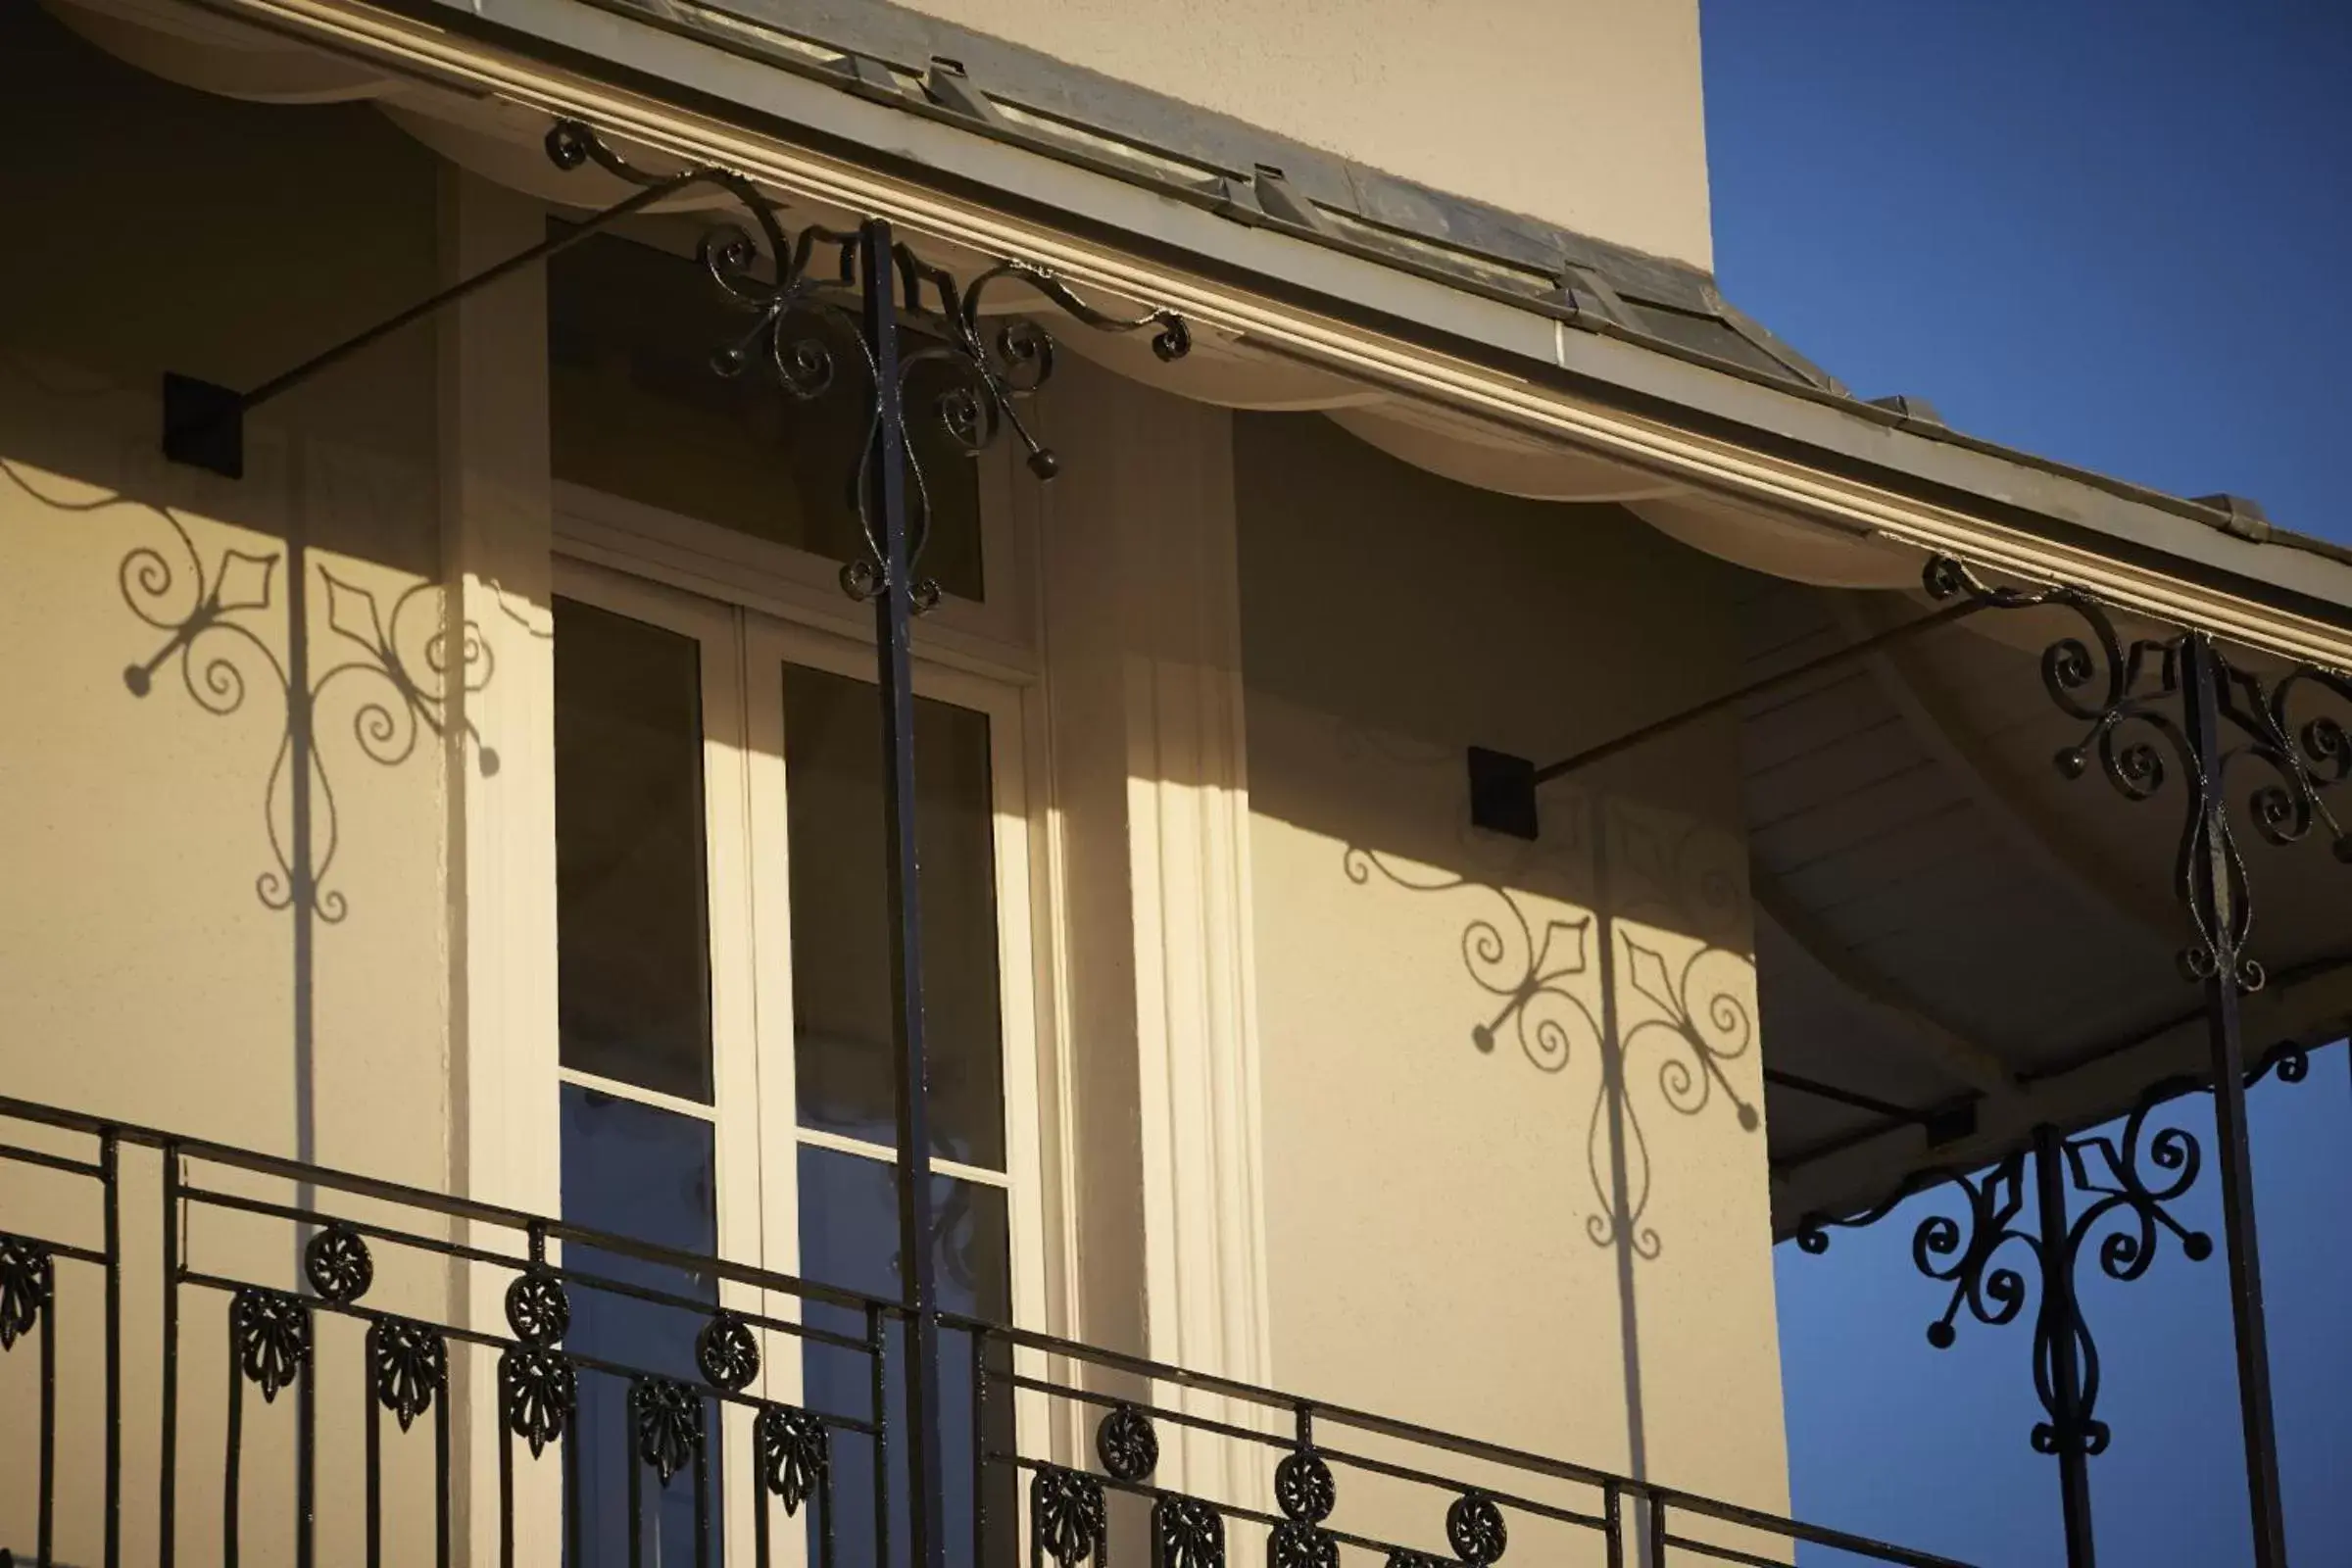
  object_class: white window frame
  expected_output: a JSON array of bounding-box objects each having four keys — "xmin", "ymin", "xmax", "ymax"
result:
[{"xmin": 545, "ymin": 523, "xmax": 1057, "ymax": 1394}]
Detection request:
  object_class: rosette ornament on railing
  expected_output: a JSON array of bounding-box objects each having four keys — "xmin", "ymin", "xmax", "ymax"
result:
[{"xmin": 544, "ymin": 120, "xmax": 1190, "ymax": 609}]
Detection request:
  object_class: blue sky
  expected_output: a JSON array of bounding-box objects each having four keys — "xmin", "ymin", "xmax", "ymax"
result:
[{"xmin": 1698, "ymin": 5, "xmax": 2352, "ymax": 1563}]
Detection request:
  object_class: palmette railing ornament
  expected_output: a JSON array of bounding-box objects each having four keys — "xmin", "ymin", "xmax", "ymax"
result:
[{"xmin": 0, "ymin": 1231, "xmax": 49, "ymax": 1350}]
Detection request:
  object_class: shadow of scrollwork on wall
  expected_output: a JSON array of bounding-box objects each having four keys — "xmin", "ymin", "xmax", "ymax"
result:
[
  {"xmin": 1344, "ymin": 814, "xmax": 1759, "ymax": 1260},
  {"xmin": 1344, "ymin": 850, "xmax": 1597, "ymax": 1071},
  {"xmin": 114, "ymin": 502, "xmax": 501, "ymax": 920},
  {"xmin": 0, "ymin": 421, "xmax": 506, "ymax": 923}
]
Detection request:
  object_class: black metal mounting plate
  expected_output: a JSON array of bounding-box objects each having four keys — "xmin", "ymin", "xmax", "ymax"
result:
[
  {"xmin": 163, "ymin": 372, "xmax": 244, "ymax": 480},
  {"xmin": 1467, "ymin": 746, "xmax": 1539, "ymax": 840}
]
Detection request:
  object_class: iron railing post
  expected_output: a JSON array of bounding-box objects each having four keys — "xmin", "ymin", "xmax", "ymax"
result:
[
  {"xmin": 102, "ymin": 1128, "xmax": 122, "ymax": 1568},
  {"xmin": 2180, "ymin": 631, "xmax": 2289, "ymax": 1567},
  {"xmin": 2031, "ymin": 1124, "xmax": 2095, "ymax": 1568},
  {"xmin": 859, "ymin": 215, "xmax": 949, "ymax": 1568}
]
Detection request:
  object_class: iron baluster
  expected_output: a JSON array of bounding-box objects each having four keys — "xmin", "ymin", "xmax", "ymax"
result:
[
  {"xmin": 436, "ymin": 1348, "xmax": 454, "ymax": 1568},
  {"xmin": 297, "ymin": 1315, "xmax": 317, "ymax": 1568},
  {"xmin": 871, "ymin": 1302, "xmax": 893, "ymax": 1568},
  {"xmin": 160, "ymin": 1142, "xmax": 180, "ymax": 1568},
  {"xmin": 565, "ymin": 1383, "xmax": 585, "ymax": 1568},
  {"xmin": 696, "ymin": 1406, "xmax": 714, "ymax": 1568},
  {"xmin": 365, "ymin": 1336, "xmax": 384, "ymax": 1568},
  {"xmin": 497, "ymin": 1358, "xmax": 516, "ymax": 1568},
  {"xmin": 627, "ymin": 1387, "xmax": 645, "ymax": 1568},
  {"xmin": 33, "ymin": 1243, "xmax": 56, "ymax": 1568},
  {"xmin": 2031, "ymin": 1125, "xmax": 2095, "ymax": 1567},
  {"xmin": 972, "ymin": 1326, "xmax": 990, "ymax": 1568},
  {"xmin": 102, "ymin": 1130, "xmax": 122, "ymax": 1568},
  {"xmin": 2179, "ymin": 631, "xmax": 2289, "ymax": 1566}
]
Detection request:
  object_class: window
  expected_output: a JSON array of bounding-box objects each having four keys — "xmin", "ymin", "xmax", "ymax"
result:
[{"xmin": 551, "ymin": 571, "xmax": 1037, "ymax": 1565}]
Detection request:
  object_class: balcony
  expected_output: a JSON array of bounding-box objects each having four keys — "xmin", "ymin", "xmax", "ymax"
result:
[{"xmin": 0, "ymin": 1093, "xmax": 1970, "ymax": 1568}]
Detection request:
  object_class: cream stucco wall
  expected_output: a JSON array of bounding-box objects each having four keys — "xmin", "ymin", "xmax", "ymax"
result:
[
  {"xmin": 1235, "ymin": 413, "xmax": 1788, "ymax": 1556},
  {"xmin": 887, "ymin": 0, "xmax": 1715, "ymax": 270}
]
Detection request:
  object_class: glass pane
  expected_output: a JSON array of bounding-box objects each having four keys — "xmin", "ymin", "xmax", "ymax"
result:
[
  {"xmin": 796, "ymin": 1144, "xmax": 1015, "ymax": 1568},
  {"xmin": 548, "ymin": 225, "xmax": 985, "ymax": 603},
  {"xmin": 561, "ymin": 1085, "xmax": 723, "ymax": 1568},
  {"xmin": 783, "ymin": 664, "xmax": 1006, "ymax": 1169},
  {"xmin": 555, "ymin": 597, "xmax": 714, "ymax": 1102}
]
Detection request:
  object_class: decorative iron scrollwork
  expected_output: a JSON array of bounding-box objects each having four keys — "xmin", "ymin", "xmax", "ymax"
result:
[
  {"xmin": 368, "ymin": 1318, "xmax": 448, "ymax": 1432},
  {"xmin": 543, "ymin": 119, "xmax": 1191, "ymax": 612},
  {"xmin": 2246, "ymin": 1039, "xmax": 2311, "ymax": 1088},
  {"xmin": 0, "ymin": 1234, "xmax": 52, "ymax": 1351},
  {"xmin": 1925, "ymin": 555, "xmax": 2352, "ymax": 988},
  {"xmin": 1154, "ymin": 1495, "xmax": 1226, "ymax": 1568},
  {"xmin": 755, "ymin": 1403, "xmax": 829, "ymax": 1515},
  {"xmin": 303, "ymin": 1222, "xmax": 373, "ymax": 1303},
  {"xmin": 1274, "ymin": 1448, "xmax": 1337, "ymax": 1523},
  {"xmin": 498, "ymin": 1346, "xmax": 576, "ymax": 1457},
  {"xmin": 504, "ymin": 1266, "xmax": 569, "ymax": 1347},
  {"xmin": 230, "ymin": 1287, "xmax": 311, "ymax": 1402},
  {"xmin": 631, "ymin": 1377, "xmax": 705, "ymax": 1486},
  {"xmin": 1799, "ymin": 1092, "xmax": 2207, "ymax": 1460},
  {"xmin": 1033, "ymin": 1466, "xmax": 1108, "ymax": 1568},
  {"xmin": 696, "ymin": 1309, "xmax": 760, "ymax": 1392},
  {"xmin": 1097, "ymin": 1400, "xmax": 1160, "ymax": 1482},
  {"xmin": 1446, "ymin": 1492, "xmax": 1507, "ymax": 1566}
]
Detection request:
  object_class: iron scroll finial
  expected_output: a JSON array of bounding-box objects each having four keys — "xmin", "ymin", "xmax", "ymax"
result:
[
  {"xmin": 160, "ymin": 114, "xmax": 1194, "ymax": 542},
  {"xmin": 1920, "ymin": 553, "xmax": 2352, "ymax": 989},
  {"xmin": 543, "ymin": 119, "xmax": 1192, "ymax": 611}
]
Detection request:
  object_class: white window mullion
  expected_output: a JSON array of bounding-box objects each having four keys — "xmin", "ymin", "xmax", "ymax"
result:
[{"xmin": 742, "ymin": 616, "xmax": 810, "ymax": 1407}]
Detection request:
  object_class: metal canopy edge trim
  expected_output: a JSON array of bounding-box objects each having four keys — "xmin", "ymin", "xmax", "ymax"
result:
[
  {"xmin": 177, "ymin": 0, "xmax": 2352, "ymax": 669},
  {"xmin": 475, "ymin": 0, "xmax": 2348, "ymax": 568}
]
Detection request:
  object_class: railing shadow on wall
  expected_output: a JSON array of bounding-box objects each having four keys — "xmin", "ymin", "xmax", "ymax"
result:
[{"xmin": 0, "ymin": 1092, "xmax": 1977, "ymax": 1568}]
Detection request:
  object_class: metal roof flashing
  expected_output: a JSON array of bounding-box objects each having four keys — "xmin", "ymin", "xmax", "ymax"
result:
[{"xmin": 547, "ymin": 0, "xmax": 2346, "ymax": 600}]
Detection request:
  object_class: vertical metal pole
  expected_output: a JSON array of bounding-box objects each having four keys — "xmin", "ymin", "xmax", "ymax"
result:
[
  {"xmin": 2032, "ymin": 1125, "xmax": 2096, "ymax": 1568},
  {"xmin": 2180, "ymin": 632, "xmax": 2289, "ymax": 1567},
  {"xmin": 160, "ymin": 1144, "xmax": 181, "ymax": 1568},
  {"xmin": 859, "ymin": 216, "xmax": 948, "ymax": 1568},
  {"xmin": 101, "ymin": 1130, "xmax": 122, "ymax": 1568}
]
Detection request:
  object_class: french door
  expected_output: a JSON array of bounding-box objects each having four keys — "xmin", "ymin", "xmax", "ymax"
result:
[{"xmin": 549, "ymin": 558, "xmax": 1041, "ymax": 1564}]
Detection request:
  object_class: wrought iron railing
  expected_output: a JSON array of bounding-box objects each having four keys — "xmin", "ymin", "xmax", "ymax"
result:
[{"xmin": 0, "ymin": 1092, "xmax": 1970, "ymax": 1568}]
